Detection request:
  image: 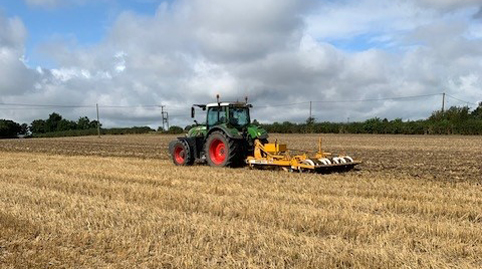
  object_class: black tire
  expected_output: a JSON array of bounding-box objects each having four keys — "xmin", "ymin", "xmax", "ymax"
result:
[
  {"xmin": 169, "ymin": 139, "xmax": 194, "ymax": 166},
  {"xmin": 205, "ymin": 131, "xmax": 242, "ymax": 167}
]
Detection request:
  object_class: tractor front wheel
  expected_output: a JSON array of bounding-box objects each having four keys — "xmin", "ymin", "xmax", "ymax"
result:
[
  {"xmin": 205, "ymin": 131, "xmax": 240, "ymax": 167},
  {"xmin": 169, "ymin": 140, "xmax": 193, "ymax": 166}
]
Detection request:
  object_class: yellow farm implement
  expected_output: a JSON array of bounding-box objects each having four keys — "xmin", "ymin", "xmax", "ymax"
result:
[{"xmin": 246, "ymin": 138, "xmax": 360, "ymax": 173}]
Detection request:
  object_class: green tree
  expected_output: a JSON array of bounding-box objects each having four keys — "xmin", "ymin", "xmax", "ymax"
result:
[
  {"xmin": 167, "ymin": 126, "xmax": 184, "ymax": 134},
  {"xmin": 46, "ymin": 112, "xmax": 63, "ymax": 132},
  {"xmin": 429, "ymin": 106, "xmax": 470, "ymax": 123},
  {"xmin": 306, "ymin": 117, "xmax": 315, "ymax": 125},
  {"xmin": 471, "ymin": 102, "xmax": 482, "ymax": 120},
  {"xmin": 57, "ymin": 119, "xmax": 77, "ymax": 131},
  {"xmin": 77, "ymin": 116, "xmax": 91, "ymax": 130},
  {"xmin": 0, "ymin": 119, "xmax": 21, "ymax": 138},
  {"xmin": 19, "ymin": 123, "xmax": 29, "ymax": 135},
  {"xmin": 363, "ymin": 118, "xmax": 383, "ymax": 134},
  {"xmin": 30, "ymin": 119, "xmax": 47, "ymax": 134},
  {"xmin": 305, "ymin": 117, "xmax": 315, "ymax": 133},
  {"xmin": 89, "ymin": 120, "xmax": 101, "ymax": 129}
]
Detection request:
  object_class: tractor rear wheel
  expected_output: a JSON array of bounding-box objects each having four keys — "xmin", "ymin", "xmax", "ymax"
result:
[
  {"xmin": 170, "ymin": 140, "xmax": 194, "ymax": 166},
  {"xmin": 205, "ymin": 131, "xmax": 241, "ymax": 167}
]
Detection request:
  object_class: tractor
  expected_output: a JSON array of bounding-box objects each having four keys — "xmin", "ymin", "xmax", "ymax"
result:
[
  {"xmin": 168, "ymin": 96, "xmax": 360, "ymax": 172},
  {"xmin": 168, "ymin": 96, "xmax": 268, "ymax": 167}
]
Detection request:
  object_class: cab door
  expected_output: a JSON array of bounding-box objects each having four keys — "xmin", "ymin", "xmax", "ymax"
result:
[{"xmin": 207, "ymin": 106, "xmax": 227, "ymax": 129}]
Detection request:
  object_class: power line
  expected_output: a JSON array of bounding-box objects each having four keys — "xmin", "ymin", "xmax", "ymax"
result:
[
  {"xmin": 253, "ymin": 101, "xmax": 310, "ymax": 108},
  {"xmin": 311, "ymin": 93, "xmax": 442, "ymax": 103},
  {"xmin": 0, "ymin": 92, "xmax": 446, "ymax": 109},
  {"xmin": 0, "ymin": 107, "xmax": 87, "ymax": 111},
  {"xmin": 0, "ymin": 102, "xmax": 169, "ymax": 108},
  {"xmin": 0, "ymin": 102, "xmax": 93, "ymax": 108},
  {"xmin": 445, "ymin": 94, "xmax": 478, "ymax": 106},
  {"xmin": 168, "ymin": 114, "xmax": 191, "ymax": 118},
  {"xmin": 99, "ymin": 105, "xmax": 159, "ymax": 110},
  {"xmin": 252, "ymin": 93, "xmax": 442, "ymax": 108},
  {"xmin": 0, "ymin": 103, "xmax": 172, "ymax": 111},
  {"xmin": 100, "ymin": 104, "xmax": 161, "ymax": 108},
  {"xmin": 0, "ymin": 93, "xmax": 477, "ymax": 115}
]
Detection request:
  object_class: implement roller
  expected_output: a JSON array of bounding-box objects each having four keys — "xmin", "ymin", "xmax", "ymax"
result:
[{"xmin": 246, "ymin": 138, "xmax": 360, "ymax": 173}]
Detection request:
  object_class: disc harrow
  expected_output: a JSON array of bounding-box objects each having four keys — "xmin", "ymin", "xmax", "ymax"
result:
[{"xmin": 246, "ymin": 138, "xmax": 360, "ymax": 173}]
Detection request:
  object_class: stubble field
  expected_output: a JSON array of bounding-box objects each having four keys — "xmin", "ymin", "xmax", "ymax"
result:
[{"xmin": 0, "ymin": 134, "xmax": 481, "ymax": 268}]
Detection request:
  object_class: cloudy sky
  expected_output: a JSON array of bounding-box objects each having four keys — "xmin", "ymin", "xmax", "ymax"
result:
[{"xmin": 0, "ymin": 0, "xmax": 481, "ymax": 127}]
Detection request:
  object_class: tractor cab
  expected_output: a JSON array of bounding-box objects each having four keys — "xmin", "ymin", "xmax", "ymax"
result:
[
  {"xmin": 189, "ymin": 95, "xmax": 260, "ymax": 140},
  {"xmin": 191, "ymin": 100, "xmax": 252, "ymax": 132},
  {"xmin": 205, "ymin": 102, "xmax": 251, "ymax": 130}
]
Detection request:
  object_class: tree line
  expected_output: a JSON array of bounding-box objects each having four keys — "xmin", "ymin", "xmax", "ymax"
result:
[
  {"xmin": 29, "ymin": 113, "xmax": 100, "ymax": 134},
  {"xmin": 1, "ymin": 103, "xmax": 482, "ymax": 138},
  {"xmin": 0, "ymin": 112, "xmax": 166, "ymax": 138},
  {"xmin": 257, "ymin": 103, "xmax": 482, "ymax": 135}
]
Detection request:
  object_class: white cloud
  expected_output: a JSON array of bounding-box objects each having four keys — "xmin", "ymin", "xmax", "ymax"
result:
[
  {"xmin": 1, "ymin": 0, "xmax": 482, "ymax": 127},
  {"xmin": 0, "ymin": 16, "xmax": 39, "ymax": 96},
  {"xmin": 114, "ymin": 51, "xmax": 126, "ymax": 73},
  {"xmin": 306, "ymin": 0, "xmax": 428, "ymax": 42},
  {"xmin": 0, "ymin": 16, "xmax": 27, "ymax": 48}
]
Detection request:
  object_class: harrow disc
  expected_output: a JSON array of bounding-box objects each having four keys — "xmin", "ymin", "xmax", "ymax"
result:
[
  {"xmin": 318, "ymin": 158, "xmax": 331, "ymax": 165},
  {"xmin": 344, "ymin": 156, "xmax": 354, "ymax": 163},
  {"xmin": 298, "ymin": 159, "xmax": 317, "ymax": 173},
  {"xmin": 302, "ymin": 159, "xmax": 315, "ymax": 166}
]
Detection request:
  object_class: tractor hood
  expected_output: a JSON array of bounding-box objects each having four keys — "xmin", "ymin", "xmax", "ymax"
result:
[
  {"xmin": 247, "ymin": 124, "xmax": 268, "ymax": 140},
  {"xmin": 187, "ymin": 125, "xmax": 207, "ymax": 137}
]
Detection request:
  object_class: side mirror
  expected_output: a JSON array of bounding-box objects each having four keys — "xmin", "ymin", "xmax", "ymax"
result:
[{"xmin": 191, "ymin": 107, "xmax": 195, "ymax": 118}]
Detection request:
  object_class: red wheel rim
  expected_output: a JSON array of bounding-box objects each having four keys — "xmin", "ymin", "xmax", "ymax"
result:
[
  {"xmin": 174, "ymin": 145, "xmax": 185, "ymax": 164},
  {"xmin": 209, "ymin": 138, "xmax": 226, "ymax": 165}
]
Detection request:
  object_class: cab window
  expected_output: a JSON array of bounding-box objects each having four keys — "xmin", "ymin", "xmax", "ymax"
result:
[
  {"xmin": 229, "ymin": 107, "xmax": 250, "ymax": 127},
  {"xmin": 207, "ymin": 106, "xmax": 227, "ymax": 127}
]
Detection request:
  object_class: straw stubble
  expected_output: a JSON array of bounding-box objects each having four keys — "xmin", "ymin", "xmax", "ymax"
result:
[{"xmin": 0, "ymin": 134, "xmax": 480, "ymax": 268}]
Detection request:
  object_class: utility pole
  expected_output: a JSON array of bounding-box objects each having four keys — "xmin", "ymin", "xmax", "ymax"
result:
[
  {"xmin": 442, "ymin": 92, "xmax": 446, "ymax": 112},
  {"xmin": 160, "ymin": 105, "xmax": 166, "ymax": 131},
  {"xmin": 160, "ymin": 105, "xmax": 169, "ymax": 131},
  {"xmin": 309, "ymin": 101, "xmax": 312, "ymax": 120},
  {"xmin": 165, "ymin": 112, "xmax": 169, "ymax": 130},
  {"xmin": 96, "ymin": 103, "xmax": 101, "ymax": 138}
]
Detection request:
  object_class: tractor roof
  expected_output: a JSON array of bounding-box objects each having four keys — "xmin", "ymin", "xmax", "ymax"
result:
[{"xmin": 205, "ymin": 102, "xmax": 250, "ymax": 108}]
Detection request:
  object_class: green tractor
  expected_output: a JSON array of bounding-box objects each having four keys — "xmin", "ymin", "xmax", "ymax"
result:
[{"xmin": 168, "ymin": 96, "xmax": 268, "ymax": 167}]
